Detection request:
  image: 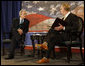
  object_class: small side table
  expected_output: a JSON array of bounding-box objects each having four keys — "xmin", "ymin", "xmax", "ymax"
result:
[{"xmin": 30, "ymin": 33, "xmax": 47, "ymax": 58}]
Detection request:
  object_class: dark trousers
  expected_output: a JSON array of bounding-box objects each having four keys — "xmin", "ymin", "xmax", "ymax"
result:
[
  {"xmin": 45, "ymin": 29, "xmax": 67, "ymax": 58},
  {"xmin": 8, "ymin": 33, "xmax": 25, "ymax": 57}
]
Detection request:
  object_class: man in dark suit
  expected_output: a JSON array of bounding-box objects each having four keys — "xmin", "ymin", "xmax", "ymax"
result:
[
  {"xmin": 5, "ymin": 9, "xmax": 30, "ymax": 59},
  {"xmin": 36, "ymin": 3, "xmax": 82, "ymax": 63}
]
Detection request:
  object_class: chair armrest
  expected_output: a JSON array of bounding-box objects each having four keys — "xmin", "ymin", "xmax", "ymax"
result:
[{"xmin": 3, "ymin": 32, "xmax": 12, "ymax": 39}]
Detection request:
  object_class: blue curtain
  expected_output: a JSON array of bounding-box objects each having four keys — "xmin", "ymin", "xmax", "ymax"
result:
[{"xmin": 1, "ymin": 1, "xmax": 22, "ymax": 47}]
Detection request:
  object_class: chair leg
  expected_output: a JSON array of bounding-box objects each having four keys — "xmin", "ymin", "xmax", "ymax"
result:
[
  {"xmin": 52, "ymin": 49, "xmax": 56, "ymax": 59},
  {"xmin": 70, "ymin": 49, "xmax": 72, "ymax": 59},
  {"xmin": 67, "ymin": 46, "xmax": 71, "ymax": 63},
  {"xmin": 2, "ymin": 44, "xmax": 5, "ymax": 56},
  {"xmin": 37, "ymin": 49, "xmax": 41, "ymax": 59},
  {"xmin": 41, "ymin": 49, "xmax": 44, "ymax": 58},
  {"xmin": 80, "ymin": 46, "xmax": 84, "ymax": 62},
  {"xmin": 31, "ymin": 40, "xmax": 35, "ymax": 57}
]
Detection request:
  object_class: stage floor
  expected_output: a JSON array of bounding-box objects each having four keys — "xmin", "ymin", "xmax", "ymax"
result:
[{"xmin": 1, "ymin": 49, "xmax": 84, "ymax": 65}]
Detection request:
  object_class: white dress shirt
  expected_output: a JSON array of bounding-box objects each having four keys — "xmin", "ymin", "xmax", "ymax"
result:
[{"xmin": 20, "ymin": 18, "xmax": 24, "ymax": 24}]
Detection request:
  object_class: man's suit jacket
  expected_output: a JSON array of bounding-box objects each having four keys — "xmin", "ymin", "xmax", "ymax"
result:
[
  {"xmin": 11, "ymin": 18, "xmax": 30, "ymax": 41},
  {"xmin": 64, "ymin": 13, "xmax": 79, "ymax": 32},
  {"xmin": 63, "ymin": 13, "xmax": 81, "ymax": 41},
  {"xmin": 47, "ymin": 13, "xmax": 81, "ymax": 43}
]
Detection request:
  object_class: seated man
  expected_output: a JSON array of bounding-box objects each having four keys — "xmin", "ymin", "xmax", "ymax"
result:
[
  {"xmin": 5, "ymin": 9, "xmax": 30, "ymax": 59},
  {"xmin": 36, "ymin": 3, "xmax": 83, "ymax": 63}
]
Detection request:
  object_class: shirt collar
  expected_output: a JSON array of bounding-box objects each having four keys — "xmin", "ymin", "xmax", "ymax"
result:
[
  {"xmin": 20, "ymin": 18, "xmax": 24, "ymax": 24},
  {"xmin": 65, "ymin": 12, "xmax": 70, "ymax": 18},
  {"xmin": 63, "ymin": 11, "xmax": 70, "ymax": 20},
  {"xmin": 20, "ymin": 18, "xmax": 23, "ymax": 20}
]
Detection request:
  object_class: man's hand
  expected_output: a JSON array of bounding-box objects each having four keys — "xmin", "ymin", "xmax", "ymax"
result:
[
  {"xmin": 54, "ymin": 23, "xmax": 64, "ymax": 31},
  {"xmin": 17, "ymin": 28, "xmax": 23, "ymax": 35}
]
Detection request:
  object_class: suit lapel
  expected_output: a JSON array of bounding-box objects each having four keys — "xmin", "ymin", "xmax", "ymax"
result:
[{"xmin": 64, "ymin": 13, "xmax": 71, "ymax": 22}]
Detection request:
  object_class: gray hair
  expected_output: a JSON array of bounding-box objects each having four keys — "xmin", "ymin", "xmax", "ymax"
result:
[{"xmin": 19, "ymin": 9, "xmax": 27, "ymax": 16}]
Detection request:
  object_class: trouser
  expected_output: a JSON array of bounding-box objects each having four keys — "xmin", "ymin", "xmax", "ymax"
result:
[
  {"xmin": 45, "ymin": 29, "xmax": 66, "ymax": 58},
  {"xmin": 8, "ymin": 34, "xmax": 25, "ymax": 57},
  {"xmin": 45, "ymin": 28, "xmax": 77, "ymax": 58},
  {"xmin": 46, "ymin": 42, "xmax": 56, "ymax": 58}
]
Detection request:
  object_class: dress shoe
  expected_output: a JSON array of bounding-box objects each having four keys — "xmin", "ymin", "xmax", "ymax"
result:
[
  {"xmin": 5, "ymin": 56, "xmax": 14, "ymax": 60},
  {"xmin": 36, "ymin": 57, "xmax": 49, "ymax": 64}
]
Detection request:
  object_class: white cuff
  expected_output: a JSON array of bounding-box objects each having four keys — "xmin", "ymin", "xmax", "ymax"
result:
[{"xmin": 63, "ymin": 26, "xmax": 65, "ymax": 30}]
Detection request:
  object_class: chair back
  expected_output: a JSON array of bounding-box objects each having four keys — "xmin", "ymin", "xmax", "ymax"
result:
[
  {"xmin": 74, "ymin": 17, "xmax": 84, "ymax": 42},
  {"xmin": 77, "ymin": 17, "xmax": 83, "ymax": 35},
  {"xmin": 69, "ymin": 17, "xmax": 83, "ymax": 42},
  {"xmin": 3, "ymin": 32, "xmax": 12, "ymax": 39}
]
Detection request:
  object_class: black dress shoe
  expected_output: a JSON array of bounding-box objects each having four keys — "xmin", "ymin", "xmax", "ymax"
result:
[{"xmin": 5, "ymin": 56, "xmax": 14, "ymax": 60}]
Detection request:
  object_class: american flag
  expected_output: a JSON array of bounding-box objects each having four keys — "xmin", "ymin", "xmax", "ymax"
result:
[{"xmin": 22, "ymin": 1, "xmax": 84, "ymax": 32}]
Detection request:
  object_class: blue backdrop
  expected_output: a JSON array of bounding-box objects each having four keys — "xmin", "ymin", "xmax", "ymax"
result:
[{"xmin": 1, "ymin": 1, "xmax": 22, "ymax": 47}]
